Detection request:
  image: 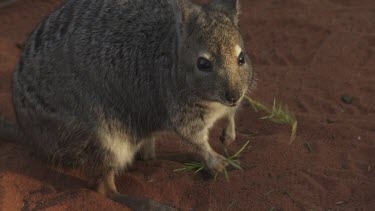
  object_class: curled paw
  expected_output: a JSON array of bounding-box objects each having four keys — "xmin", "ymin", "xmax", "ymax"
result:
[{"xmin": 206, "ymin": 152, "xmax": 228, "ymax": 173}]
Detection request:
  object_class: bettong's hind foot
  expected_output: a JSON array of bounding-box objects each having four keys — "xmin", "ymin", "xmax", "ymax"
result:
[{"xmin": 110, "ymin": 193, "xmax": 178, "ymax": 211}]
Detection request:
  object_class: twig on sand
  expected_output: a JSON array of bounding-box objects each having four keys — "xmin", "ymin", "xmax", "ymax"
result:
[
  {"xmin": 227, "ymin": 200, "xmax": 237, "ymax": 210},
  {"xmin": 304, "ymin": 142, "xmax": 313, "ymax": 153}
]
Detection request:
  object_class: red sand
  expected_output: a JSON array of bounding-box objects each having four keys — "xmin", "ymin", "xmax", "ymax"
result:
[{"xmin": 0, "ymin": 0, "xmax": 374, "ymax": 210}]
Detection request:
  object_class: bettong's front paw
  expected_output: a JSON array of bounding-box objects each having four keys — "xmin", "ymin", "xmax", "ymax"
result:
[
  {"xmin": 206, "ymin": 152, "xmax": 228, "ymax": 173},
  {"xmin": 220, "ymin": 127, "xmax": 236, "ymax": 146}
]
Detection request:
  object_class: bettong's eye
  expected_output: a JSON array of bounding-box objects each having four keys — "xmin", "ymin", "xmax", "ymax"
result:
[
  {"xmin": 197, "ymin": 57, "xmax": 212, "ymax": 72},
  {"xmin": 238, "ymin": 52, "xmax": 245, "ymax": 65}
]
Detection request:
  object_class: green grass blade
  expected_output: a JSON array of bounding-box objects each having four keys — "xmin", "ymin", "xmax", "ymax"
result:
[
  {"xmin": 184, "ymin": 162, "xmax": 202, "ymax": 167},
  {"xmin": 290, "ymin": 120, "xmax": 298, "ymax": 144},
  {"xmin": 194, "ymin": 166, "xmax": 204, "ymax": 174},
  {"xmin": 224, "ymin": 167, "xmax": 229, "ymax": 182},
  {"xmin": 213, "ymin": 172, "xmax": 218, "ymax": 183},
  {"xmin": 173, "ymin": 168, "xmax": 189, "ymax": 172},
  {"xmin": 264, "ymin": 189, "xmax": 275, "ymax": 196},
  {"xmin": 224, "ymin": 147, "xmax": 230, "ymax": 157},
  {"xmin": 230, "ymin": 141, "xmax": 250, "ymax": 159},
  {"xmin": 227, "ymin": 200, "xmax": 237, "ymax": 210},
  {"xmin": 244, "ymin": 96, "xmax": 268, "ymax": 112},
  {"xmin": 227, "ymin": 159, "xmax": 242, "ymax": 170}
]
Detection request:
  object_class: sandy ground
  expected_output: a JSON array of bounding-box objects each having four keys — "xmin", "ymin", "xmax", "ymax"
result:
[{"xmin": 0, "ymin": 0, "xmax": 374, "ymax": 210}]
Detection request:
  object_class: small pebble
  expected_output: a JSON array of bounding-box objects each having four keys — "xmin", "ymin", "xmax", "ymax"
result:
[
  {"xmin": 325, "ymin": 119, "xmax": 335, "ymax": 124},
  {"xmin": 341, "ymin": 95, "xmax": 353, "ymax": 104}
]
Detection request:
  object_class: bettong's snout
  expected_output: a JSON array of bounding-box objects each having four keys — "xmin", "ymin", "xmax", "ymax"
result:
[{"xmin": 223, "ymin": 89, "xmax": 243, "ymax": 106}]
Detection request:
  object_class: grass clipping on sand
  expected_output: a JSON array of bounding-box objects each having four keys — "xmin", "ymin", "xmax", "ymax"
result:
[
  {"xmin": 174, "ymin": 141, "xmax": 250, "ymax": 182},
  {"xmin": 174, "ymin": 97, "xmax": 297, "ymax": 181},
  {"xmin": 244, "ymin": 96, "xmax": 298, "ymax": 144}
]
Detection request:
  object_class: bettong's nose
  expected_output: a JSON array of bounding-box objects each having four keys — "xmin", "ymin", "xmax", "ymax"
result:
[{"xmin": 224, "ymin": 90, "xmax": 242, "ymax": 106}]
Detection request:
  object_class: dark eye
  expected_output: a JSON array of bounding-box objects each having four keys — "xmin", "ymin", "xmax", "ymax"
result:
[
  {"xmin": 197, "ymin": 57, "xmax": 212, "ymax": 71},
  {"xmin": 238, "ymin": 52, "xmax": 245, "ymax": 65}
]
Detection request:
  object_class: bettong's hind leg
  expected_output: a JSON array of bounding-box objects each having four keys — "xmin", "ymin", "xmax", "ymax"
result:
[
  {"xmin": 136, "ymin": 136, "xmax": 156, "ymax": 161},
  {"xmin": 91, "ymin": 170, "xmax": 176, "ymax": 210}
]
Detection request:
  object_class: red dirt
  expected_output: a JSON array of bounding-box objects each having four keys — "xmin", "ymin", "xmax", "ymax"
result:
[{"xmin": 0, "ymin": 0, "xmax": 374, "ymax": 210}]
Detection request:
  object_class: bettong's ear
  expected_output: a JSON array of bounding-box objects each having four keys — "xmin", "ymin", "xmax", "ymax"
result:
[
  {"xmin": 208, "ymin": 0, "xmax": 240, "ymax": 24},
  {"xmin": 177, "ymin": 0, "xmax": 201, "ymax": 23}
]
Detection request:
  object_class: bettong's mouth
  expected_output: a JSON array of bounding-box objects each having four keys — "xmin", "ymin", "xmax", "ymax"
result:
[
  {"xmin": 219, "ymin": 100, "xmax": 238, "ymax": 107},
  {"xmin": 218, "ymin": 92, "xmax": 246, "ymax": 107}
]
